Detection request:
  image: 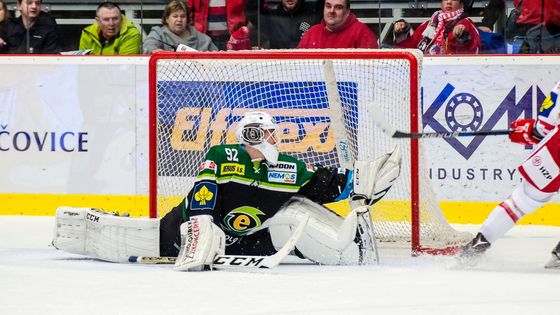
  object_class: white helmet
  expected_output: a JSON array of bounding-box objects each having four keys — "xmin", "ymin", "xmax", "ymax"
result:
[{"xmin": 235, "ymin": 111, "xmax": 280, "ymax": 165}]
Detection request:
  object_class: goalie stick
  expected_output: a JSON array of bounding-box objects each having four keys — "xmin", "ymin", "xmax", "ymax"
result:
[
  {"xmin": 129, "ymin": 215, "xmax": 309, "ymax": 269},
  {"xmin": 323, "ymin": 60, "xmax": 379, "ymax": 264},
  {"xmin": 368, "ymin": 106, "xmax": 511, "ymax": 139}
]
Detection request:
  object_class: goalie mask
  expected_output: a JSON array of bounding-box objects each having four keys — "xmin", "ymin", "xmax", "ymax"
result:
[{"xmin": 235, "ymin": 111, "xmax": 280, "ymax": 165}]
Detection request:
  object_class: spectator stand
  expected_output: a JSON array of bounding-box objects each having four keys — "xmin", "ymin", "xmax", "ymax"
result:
[{"xmin": 2, "ymin": 0, "xmax": 510, "ymax": 52}]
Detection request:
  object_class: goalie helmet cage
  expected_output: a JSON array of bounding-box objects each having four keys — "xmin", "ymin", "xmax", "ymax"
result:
[{"xmin": 148, "ymin": 50, "xmax": 472, "ymax": 256}]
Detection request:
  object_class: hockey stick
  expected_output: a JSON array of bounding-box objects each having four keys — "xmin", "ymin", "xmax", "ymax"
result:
[
  {"xmin": 324, "ymin": 60, "xmax": 353, "ymax": 169},
  {"xmin": 369, "ymin": 106, "xmax": 511, "ymax": 139},
  {"xmin": 129, "ymin": 215, "xmax": 309, "ymax": 269},
  {"xmin": 323, "ymin": 60, "xmax": 379, "ymax": 264},
  {"xmin": 392, "ymin": 128, "xmax": 511, "ymax": 139}
]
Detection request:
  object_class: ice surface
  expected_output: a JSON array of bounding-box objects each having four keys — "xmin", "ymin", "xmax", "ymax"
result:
[{"xmin": 1, "ymin": 216, "xmax": 559, "ymax": 315}]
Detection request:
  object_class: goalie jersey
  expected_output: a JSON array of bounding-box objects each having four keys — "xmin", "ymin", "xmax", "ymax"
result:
[{"xmin": 160, "ymin": 144, "xmax": 350, "ymax": 257}]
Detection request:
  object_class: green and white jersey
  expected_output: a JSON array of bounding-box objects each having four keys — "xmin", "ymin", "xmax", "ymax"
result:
[
  {"xmin": 164, "ymin": 144, "xmax": 349, "ymax": 255},
  {"xmin": 180, "ymin": 144, "xmax": 315, "ymax": 250}
]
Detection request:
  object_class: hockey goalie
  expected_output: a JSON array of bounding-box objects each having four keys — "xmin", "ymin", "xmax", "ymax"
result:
[{"xmin": 53, "ymin": 111, "xmax": 402, "ymax": 271}]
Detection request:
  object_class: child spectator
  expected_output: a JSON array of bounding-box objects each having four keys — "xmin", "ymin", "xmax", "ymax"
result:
[{"xmin": 393, "ymin": 0, "xmax": 480, "ymax": 54}]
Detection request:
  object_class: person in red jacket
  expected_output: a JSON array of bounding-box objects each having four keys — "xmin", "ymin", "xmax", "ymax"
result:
[
  {"xmin": 510, "ymin": 0, "xmax": 560, "ymax": 38},
  {"xmin": 297, "ymin": 0, "xmax": 377, "ymax": 49},
  {"xmin": 187, "ymin": 0, "xmax": 247, "ymax": 50},
  {"xmin": 393, "ymin": 0, "xmax": 480, "ymax": 54}
]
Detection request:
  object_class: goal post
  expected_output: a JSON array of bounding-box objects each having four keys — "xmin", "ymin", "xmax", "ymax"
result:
[{"xmin": 148, "ymin": 50, "xmax": 472, "ymax": 255}]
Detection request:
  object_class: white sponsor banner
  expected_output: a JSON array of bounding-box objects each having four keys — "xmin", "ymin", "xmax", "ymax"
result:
[
  {"xmin": 0, "ymin": 55, "xmax": 559, "ymax": 205},
  {"xmin": 0, "ymin": 57, "xmax": 149, "ymax": 195},
  {"xmin": 422, "ymin": 56, "xmax": 560, "ymax": 201}
]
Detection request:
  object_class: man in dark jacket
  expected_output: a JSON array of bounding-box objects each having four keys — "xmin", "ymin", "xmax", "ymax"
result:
[
  {"xmin": 0, "ymin": 0, "xmax": 60, "ymax": 54},
  {"xmin": 246, "ymin": 0, "xmax": 321, "ymax": 49}
]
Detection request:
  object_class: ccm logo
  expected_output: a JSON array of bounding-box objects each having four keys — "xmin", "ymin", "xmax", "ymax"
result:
[
  {"xmin": 213, "ymin": 256, "xmax": 265, "ymax": 267},
  {"xmin": 86, "ymin": 213, "xmax": 100, "ymax": 223}
]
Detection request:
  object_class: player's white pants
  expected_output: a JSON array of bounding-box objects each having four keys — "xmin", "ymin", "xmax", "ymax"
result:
[
  {"xmin": 52, "ymin": 207, "xmax": 160, "ymax": 262},
  {"xmin": 480, "ymin": 181, "xmax": 554, "ymax": 243},
  {"xmin": 265, "ymin": 196, "xmax": 375, "ymax": 265}
]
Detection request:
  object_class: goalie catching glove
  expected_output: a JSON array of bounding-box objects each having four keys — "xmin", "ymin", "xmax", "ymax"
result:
[{"xmin": 351, "ymin": 144, "xmax": 402, "ymax": 206}]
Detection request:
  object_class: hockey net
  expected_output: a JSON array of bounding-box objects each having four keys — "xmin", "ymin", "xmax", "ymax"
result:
[{"xmin": 148, "ymin": 50, "xmax": 472, "ymax": 255}]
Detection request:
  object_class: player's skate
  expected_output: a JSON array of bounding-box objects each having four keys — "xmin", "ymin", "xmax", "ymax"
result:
[
  {"xmin": 544, "ymin": 241, "xmax": 560, "ymax": 269},
  {"xmin": 456, "ymin": 232, "xmax": 491, "ymax": 266}
]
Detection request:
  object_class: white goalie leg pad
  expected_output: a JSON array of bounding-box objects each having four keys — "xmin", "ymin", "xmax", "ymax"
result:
[
  {"xmin": 174, "ymin": 215, "xmax": 225, "ymax": 272},
  {"xmin": 266, "ymin": 196, "xmax": 368, "ymax": 265},
  {"xmin": 353, "ymin": 144, "xmax": 402, "ymax": 204},
  {"xmin": 53, "ymin": 207, "xmax": 89, "ymax": 255},
  {"xmin": 53, "ymin": 207, "xmax": 160, "ymax": 263}
]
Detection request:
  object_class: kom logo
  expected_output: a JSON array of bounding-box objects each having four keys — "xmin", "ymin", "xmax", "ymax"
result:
[{"xmin": 422, "ymin": 84, "xmax": 546, "ymax": 160}]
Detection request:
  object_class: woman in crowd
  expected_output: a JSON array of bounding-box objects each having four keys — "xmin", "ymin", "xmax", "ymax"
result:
[
  {"xmin": 143, "ymin": 0, "xmax": 217, "ymax": 53},
  {"xmin": 0, "ymin": 0, "xmax": 10, "ymax": 34},
  {"xmin": 392, "ymin": 0, "xmax": 480, "ymax": 54}
]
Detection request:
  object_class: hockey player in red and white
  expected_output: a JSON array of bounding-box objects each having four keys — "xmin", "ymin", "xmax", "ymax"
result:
[
  {"xmin": 460, "ymin": 81, "xmax": 560, "ymax": 268},
  {"xmin": 52, "ymin": 111, "xmax": 402, "ymax": 271}
]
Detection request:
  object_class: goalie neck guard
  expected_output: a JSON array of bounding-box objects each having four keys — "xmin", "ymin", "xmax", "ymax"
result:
[{"xmin": 235, "ymin": 111, "xmax": 280, "ymax": 165}]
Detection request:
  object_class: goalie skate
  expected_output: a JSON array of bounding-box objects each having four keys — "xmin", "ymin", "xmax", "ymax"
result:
[
  {"xmin": 354, "ymin": 207, "xmax": 379, "ymax": 265},
  {"xmin": 545, "ymin": 241, "xmax": 560, "ymax": 269}
]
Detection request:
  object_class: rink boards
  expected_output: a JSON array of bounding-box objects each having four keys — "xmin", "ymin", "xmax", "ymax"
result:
[{"xmin": 0, "ymin": 55, "xmax": 559, "ymax": 225}]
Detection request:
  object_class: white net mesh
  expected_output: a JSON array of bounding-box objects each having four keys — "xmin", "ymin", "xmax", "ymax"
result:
[{"xmin": 150, "ymin": 50, "xmax": 472, "ymax": 253}]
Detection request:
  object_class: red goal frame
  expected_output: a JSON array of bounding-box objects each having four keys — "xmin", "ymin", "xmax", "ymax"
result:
[{"xmin": 148, "ymin": 50, "xmax": 459, "ymax": 255}]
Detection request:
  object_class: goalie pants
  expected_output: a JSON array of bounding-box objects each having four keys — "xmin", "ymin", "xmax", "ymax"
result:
[
  {"xmin": 160, "ymin": 196, "xmax": 368, "ymax": 265},
  {"xmin": 159, "ymin": 203, "xmax": 278, "ymax": 257}
]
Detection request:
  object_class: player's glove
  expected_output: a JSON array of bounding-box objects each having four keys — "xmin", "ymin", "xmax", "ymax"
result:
[{"xmin": 509, "ymin": 119, "xmax": 542, "ymax": 145}]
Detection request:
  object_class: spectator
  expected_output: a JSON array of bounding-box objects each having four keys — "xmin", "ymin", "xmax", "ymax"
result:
[
  {"xmin": 393, "ymin": 0, "xmax": 480, "ymax": 54},
  {"xmin": 245, "ymin": 0, "xmax": 321, "ymax": 49},
  {"xmin": 0, "ymin": 0, "xmax": 9, "ymax": 34},
  {"xmin": 466, "ymin": 0, "xmax": 506, "ymax": 54},
  {"xmin": 507, "ymin": 0, "xmax": 560, "ymax": 40},
  {"xmin": 79, "ymin": 2, "xmax": 141, "ymax": 55},
  {"xmin": 478, "ymin": 0, "xmax": 506, "ymax": 34},
  {"xmin": 297, "ymin": 0, "xmax": 377, "ymax": 49},
  {"xmin": 143, "ymin": 0, "xmax": 217, "ymax": 53},
  {"xmin": 0, "ymin": 0, "xmax": 60, "ymax": 54},
  {"xmin": 519, "ymin": 22, "xmax": 560, "ymax": 54},
  {"xmin": 187, "ymin": 0, "xmax": 247, "ymax": 50}
]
